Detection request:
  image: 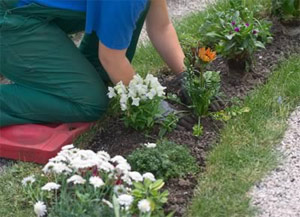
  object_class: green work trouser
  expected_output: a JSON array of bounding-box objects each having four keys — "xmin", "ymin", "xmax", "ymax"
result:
[{"xmin": 0, "ymin": 0, "xmax": 149, "ymax": 127}]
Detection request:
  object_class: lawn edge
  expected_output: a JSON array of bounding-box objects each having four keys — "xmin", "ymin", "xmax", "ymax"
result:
[{"xmin": 187, "ymin": 54, "xmax": 300, "ymax": 217}]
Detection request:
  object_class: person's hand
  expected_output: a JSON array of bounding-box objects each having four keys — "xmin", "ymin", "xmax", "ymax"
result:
[
  {"xmin": 170, "ymin": 72, "xmax": 227, "ymax": 111},
  {"xmin": 169, "ymin": 71, "xmax": 191, "ymax": 105},
  {"xmin": 158, "ymin": 100, "xmax": 195, "ymax": 131}
]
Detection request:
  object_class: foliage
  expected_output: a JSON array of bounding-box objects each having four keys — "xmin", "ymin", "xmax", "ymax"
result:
[
  {"xmin": 21, "ymin": 145, "xmax": 170, "ymax": 217},
  {"xmin": 130, "ymin": 179, "xmax": 171, "ymax": 217},
  {"xmin": 159, "ymin": 112, "xmax": 179, "ymax": 138},
  {"xmin": 185, "ymin": 69, "xmax": 221, "ymax": 117},
  {"xmin": 211, "ymin": 106, "xmax": 251, "ymax": 122},
  {"xmin": 108, "ymin": 74, "xmax": 166, "ymax": 131},
  {"xmin": 127, "ymin": 141, "xmax": 199, "ymax": 180},
  {"xmin": 272, "ymin": 0, "xmax": 300, "ymax": 20},
  {"xmin": 193, "ymin": 118, "xmax": 204, "ymax": 137},
  {"xmin": 199, "ymin": 5, "xmax": 272, "ymax": 66}
]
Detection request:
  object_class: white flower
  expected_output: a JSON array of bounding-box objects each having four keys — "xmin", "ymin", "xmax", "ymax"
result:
[
  {"xmin": 41, "ymin": 182, "xmax": 60, "ymax": 191},
  {"xmin": 142, "ymin": 173, "xmax": 156, "ymax": 182},
  {"xmin": 121, "ymin": 173, "xmax": 132, "ymax": 185},
  {"xmin": 22, "ymin": 175, "xmax": 36, "ymax": 186},
  {"xmin": 118, "ymin": 194, "xmax": 134, "ymax": 208},
  {"xmin": 111, "ymin": 155, "xmax": 127, "ymax": 164},
  {"xmin": 61, "ymin": 144, "xmax": 74, "ymax": 151},
  {"xmin": 107, "ymin": 86, "xmax": 116, "ymax": 98},
  {"xmin": 116, "ymin": 162, "xmax": 131, "ymax": 174},
  {"xmin": 89, "ymin": 176, "xmax": 104, "ymax": 188},
  {"xmin": 146, "ymin": 88, "xmax": 157, "ymax": 100},
  {"xmin": 131, "ymin": 97, "xmax": 140, "ymax": 106},
  {"xmin": 98, "ymin": 161, "xmax": 115, "ymax": 172},
  {"xmin": 34, "ymin": 201, "xmax": 47, "ymax": 217},
  {"xmin": 42, "ymin": 162, "xmax": 72, "ymax": 174},
  {"xmin": 67, "ymin": 175, "xmax": 86, "ymax": 185},
  {"xmin": 97, "ymin": 151, "xmax": 111, "ymax": 161},
  {"xmin": 144, "ymin": 143, "xmax": 156, "ymax": 148},
  {"xmin": 102, "ymin": 199, "xmax": 113, "ymax": 208},
  {"xmin": 135, "ymin": 84, "xmax": 148, "ymax": 96},
  {"xmin": 138, "ymin": 199, "xmax": 151, "ymax": 213},
  {"xmin": 128, "ymin": 88, "xmax": 137, "ymax": 98},
  {"xmin": 120, "ymin": 102, "xmax": 127, "ymax": 111},
  {"xmin": 114, "ymin": 185, "xmax": 126, "ymax": 195},
  {"xmin": 155, "ymin": 86, "xmax": 166, "ymax": 97},
  {"xmin": 129, "ymin": 171, "xmax": 143, "ymax": 182},
  {"xmin": 115, "ymin": 82, "xmax": 127, "ymax": 95}
]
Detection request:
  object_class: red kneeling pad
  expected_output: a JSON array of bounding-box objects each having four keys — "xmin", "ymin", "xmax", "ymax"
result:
[{"xmin": 0, "ymin": 123, "xmax": 93, "ymax": 164}]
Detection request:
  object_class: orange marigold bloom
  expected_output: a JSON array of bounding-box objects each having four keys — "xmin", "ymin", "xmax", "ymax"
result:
[{"xmin": 198, "ymin": 47, "xmax": 216, "ymax": 62}]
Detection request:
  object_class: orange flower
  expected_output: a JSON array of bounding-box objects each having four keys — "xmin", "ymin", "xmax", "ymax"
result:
[{"xmin": 198, "ymin": 47, "xmax": 216, "ymax": 62}]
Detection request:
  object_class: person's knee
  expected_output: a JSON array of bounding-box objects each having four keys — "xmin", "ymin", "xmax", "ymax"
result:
[{"xmin": 78, "ymin": 93, "xmax": 109, "ymax": 122}]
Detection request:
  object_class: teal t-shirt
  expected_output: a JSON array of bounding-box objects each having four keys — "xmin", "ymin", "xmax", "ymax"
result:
[{"xmin": 18, "ymin": 0, "xmax": 148, "ymax": 50}]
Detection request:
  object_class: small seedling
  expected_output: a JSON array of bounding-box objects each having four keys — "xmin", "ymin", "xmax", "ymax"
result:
[{"xmin": 193, "ymin": 118, "xmax": 203, "ymax": 137}]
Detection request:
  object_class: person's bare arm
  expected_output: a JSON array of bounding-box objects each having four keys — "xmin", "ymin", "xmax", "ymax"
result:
[
  {"xmin": 98, "ymin": 42, "xmax": 135, "ymax": 86},
  {"xmin": 146, "ymin": 0, "xmax": 185, "ymax": 74}
]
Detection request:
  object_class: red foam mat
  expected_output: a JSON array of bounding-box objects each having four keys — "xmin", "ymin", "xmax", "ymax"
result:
[{"xmin": 0, "ymin": 122, "xmax": 93, "ymax": 164}]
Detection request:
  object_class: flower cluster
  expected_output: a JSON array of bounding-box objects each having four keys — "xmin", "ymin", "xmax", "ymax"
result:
[
  {"xmin": 108, "ymin": 74, "xmax": 166, "ymax": 111},
  {"xmin": 22, "ymin": 144, "xmax": 167, "ymax": 217}
]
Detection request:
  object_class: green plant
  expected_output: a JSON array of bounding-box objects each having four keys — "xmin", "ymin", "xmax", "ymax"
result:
[
  {"xmin": 108, "ymin": 74, "xmax": 166, "ymax": 131},
  {"xmin": 272, "ymin": 0, "xmax": 300, "ymax": 20},
  {"xmin": 127, "ymin": 141, "xmax": 198, "ymax": 180},
  {"xmin": 211, "ymin": 106, "xmax": 251, "ymax": 122},
  {"xmin": 193, "ymin": 118, "xmax": 204, "ymax": 137},
  {"xmin": 130, "ymin": 179, "xmax": 171, "ymax": 217},
  {"xmin": 185, "ymin": 69, "xmax": 221, "ymax": 117},
  {"xmin": 158, "ymin": 112, "xmax": 179, "ymax": 138},
  {"xmin": 199, "ymin": 6, "xmax": 272, "ymax": 70},
  {"xmin": 21, "ymin": 145, "xmax": 170, "ymax": 217}
]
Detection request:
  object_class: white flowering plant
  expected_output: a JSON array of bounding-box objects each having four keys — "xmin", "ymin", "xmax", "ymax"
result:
[
  {"xmin": 21, "ymin": 144, "xmax": 171, "ymax": 217},
  {"xmin": 108, "ymin": 74, "xmax": 166, "ymax": 131}
]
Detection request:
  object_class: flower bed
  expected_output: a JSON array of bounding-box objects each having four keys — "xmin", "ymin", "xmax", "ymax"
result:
[
  {"xmin": 85, "ymin": 19, "xmax": 300, "ymax": 217},
  {"xmin": 1, "ymin": 1, "xmax": 300, "ymax": 216}
]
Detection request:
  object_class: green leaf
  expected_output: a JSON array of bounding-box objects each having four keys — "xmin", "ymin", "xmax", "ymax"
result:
[
  {"xmin": 206, "ymin": 32, "xmax": 222, "ymax": 38},
  {"xmin": 225, "ymin": 34, "xmax": 235, "ymax": 40},
  {"xmin": 112, "ymin": 195, "xmax": 120, "ymax": 217},
  {"xmin": 282, "ymin": 0, "xmax": 296, "ymax": 14},
  {"xmin": 150, "ymin": 180, "xmax": 164, "ymax": 191},
  {"xmin": 254, "ymin": 41, "xmax": 266, "ymax": 49}
]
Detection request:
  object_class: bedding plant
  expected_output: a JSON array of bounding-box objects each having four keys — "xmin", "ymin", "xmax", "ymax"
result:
[
  {"xmin": 127, "ymin": 141, "xmax": 199, "ymax": 181},
  {"xmin": 22, "ymin": 144, "xmax": 171, "ymax": 217},
  {"xmin": 183, "ymin": 47, "xmax": 221, "ymax": 136},
  {"xmin": 108, "ymin": 74, "xmax": 166, "ymax": 131},
  {"xmin": 199, "ymin": 5, "xmax": 273, "ymax": 72}
]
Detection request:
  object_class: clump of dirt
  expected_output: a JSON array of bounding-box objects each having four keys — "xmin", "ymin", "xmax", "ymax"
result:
[{"xmin": 88, "ymin": 19, "xmax": 300, "ymax": 217}]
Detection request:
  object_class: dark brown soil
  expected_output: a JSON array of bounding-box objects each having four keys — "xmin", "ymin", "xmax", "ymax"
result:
[{"xmin": 88, "ymin": 20, "xmax": 300, "ymax": 217}]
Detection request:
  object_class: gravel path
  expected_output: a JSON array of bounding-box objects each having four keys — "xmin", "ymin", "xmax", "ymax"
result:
[
  {"xmin": 139, "ymin": 0, "xmax": 211, "ymax": 43},
  {"xmin": 250, "ymin": 106, "xmax": 300, "ymax": 217}
]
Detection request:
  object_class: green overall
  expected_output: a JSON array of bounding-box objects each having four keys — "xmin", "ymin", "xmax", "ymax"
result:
[{"xmin": 0, "ymin": 0, "xmax": 149, "ymax": 127}]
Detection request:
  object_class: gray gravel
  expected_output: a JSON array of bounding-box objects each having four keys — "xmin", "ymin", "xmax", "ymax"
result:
[{"xmin": 250, "ymin": 106, "xmax": 300, "ymax": 217}]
